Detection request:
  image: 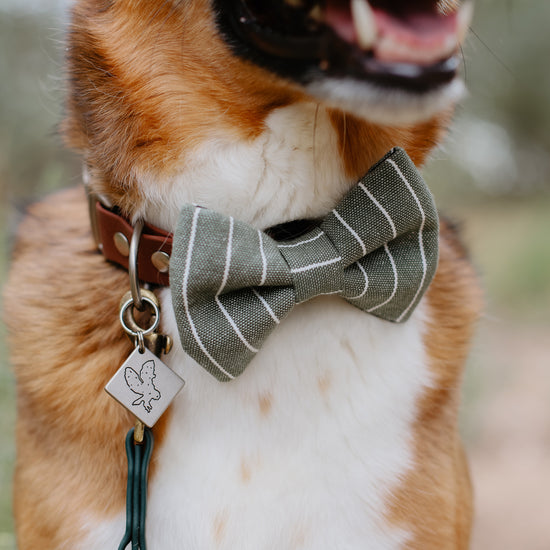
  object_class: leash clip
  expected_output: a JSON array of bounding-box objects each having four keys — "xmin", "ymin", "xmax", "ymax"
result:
[{"xmin": 118, "ymin": 425, "xmax": 154, "ymax": 550}]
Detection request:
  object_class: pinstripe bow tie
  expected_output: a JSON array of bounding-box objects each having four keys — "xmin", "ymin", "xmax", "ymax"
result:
[{"xmin": 170, "ymin": 148, "xmax": 439, "ymax": 381}]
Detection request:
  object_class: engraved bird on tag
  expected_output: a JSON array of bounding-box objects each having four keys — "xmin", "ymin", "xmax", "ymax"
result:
[
  {"xmin": 124, "ymin": 360, "xmax": 161, "ymax": 413},
  {"xmin": 105, "ymin": 346, "xmax": 185, "ymax": 427}
]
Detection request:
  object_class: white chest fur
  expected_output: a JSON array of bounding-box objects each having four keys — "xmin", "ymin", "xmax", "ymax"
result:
[
  {"xmin": 86, "ymin": 296, "xmax": 432, "ymax": 550},
  {"xmin": 83, "ymin": 103, "xmax": 433, "ymax": 549},
  {"xmin": 153, "ymin": 294, "xmax": 431, "ymax": 550}
]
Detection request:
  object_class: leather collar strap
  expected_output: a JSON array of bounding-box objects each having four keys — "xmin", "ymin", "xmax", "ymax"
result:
[{"xmin": 91, "ymin": 200, "xmax": 173, "ymax": 287}]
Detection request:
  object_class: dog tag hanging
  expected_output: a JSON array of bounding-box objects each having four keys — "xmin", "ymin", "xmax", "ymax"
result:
[
  {"xmin": 105, "ymin": 343, "xmax": 185, "ymax": 428},
  {"xmin": 106, "ymin": 289, "xmax": 185, "ymax": 427}
]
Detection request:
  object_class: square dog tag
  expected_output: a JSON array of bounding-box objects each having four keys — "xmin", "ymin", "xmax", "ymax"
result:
[{"xmin": 105, "ymin": 347, "xmax": 185, "ymax": 428}]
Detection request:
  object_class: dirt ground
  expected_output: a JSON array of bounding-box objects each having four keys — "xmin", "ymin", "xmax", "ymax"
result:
[{"xmin": 468, "ymin": 322, "xmax": 550, "ymax": 550}]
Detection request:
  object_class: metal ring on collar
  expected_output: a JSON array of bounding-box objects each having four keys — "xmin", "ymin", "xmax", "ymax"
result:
[
  {"xmin": 119, "ymin": 290, "xmax": 160, "ymax": 338},
  {"xmin": 129, "ymin": 218, "xmax": 145, "ymax": 311}
]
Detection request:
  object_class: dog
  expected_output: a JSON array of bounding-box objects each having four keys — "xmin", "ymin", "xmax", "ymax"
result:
[{"xmin": 5, "ymin": 0, "xmax": 482, "ymax": 548}]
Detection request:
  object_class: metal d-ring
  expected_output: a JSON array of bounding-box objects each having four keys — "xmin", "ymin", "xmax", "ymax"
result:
[
  {"xmin": 129, "ymin": 218, "xmax": 145, "ymax": 311},
  {"xmin": 119, "ymin": 291, "xmax": 160, "ymax": 339}
]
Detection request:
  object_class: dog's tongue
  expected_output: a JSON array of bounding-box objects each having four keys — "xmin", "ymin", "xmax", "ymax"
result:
[{"xmin": 325, "ymin": 0, "xmax": 461, "ymax": 66}]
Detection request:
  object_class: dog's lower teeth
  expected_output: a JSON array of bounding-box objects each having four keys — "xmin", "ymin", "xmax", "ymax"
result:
[{"xmin": 351, "ymin": 0, "xmax": 377, "ymax": 50}]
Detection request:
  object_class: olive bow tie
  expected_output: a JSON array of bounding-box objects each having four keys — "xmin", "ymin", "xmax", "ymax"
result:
[{"xmin": 170, "ymin": 148, "xmax": 439, "ymax": 381}]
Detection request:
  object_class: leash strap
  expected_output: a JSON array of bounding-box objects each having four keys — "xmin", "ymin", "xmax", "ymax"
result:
[{"xmin": 118, "ymin": 427, "xmax": 154, "ymax": 550}]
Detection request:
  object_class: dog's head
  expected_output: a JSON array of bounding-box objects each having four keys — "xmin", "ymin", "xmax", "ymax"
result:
[{"xmin": 65, "ymin": 0, "xmax": 472, "ymax": 225}]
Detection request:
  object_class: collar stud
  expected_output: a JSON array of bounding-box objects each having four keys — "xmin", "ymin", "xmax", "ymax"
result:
[
  {"xmin": 114, "ymin": 232, "xmax": 130, "ymax": 257},
  {"xmin": 152, "ymin": 251, "xmax": 170, "ymax": 273}
]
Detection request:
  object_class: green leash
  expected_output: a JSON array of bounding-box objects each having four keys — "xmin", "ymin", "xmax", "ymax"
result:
[{"xmin": 118, "ymin": 426, "xmax": 154, "ymax": 550}]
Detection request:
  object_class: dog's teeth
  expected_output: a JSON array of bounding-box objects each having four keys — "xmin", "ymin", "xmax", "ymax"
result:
[{"xmin": 351, "ymin": 0, "xmax": 377, "ymax": 50}]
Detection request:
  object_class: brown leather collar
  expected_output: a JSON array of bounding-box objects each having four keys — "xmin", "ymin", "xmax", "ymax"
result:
[{"xmin": 89, "ymin": 195, "xmax": 173, "ymax": 287}]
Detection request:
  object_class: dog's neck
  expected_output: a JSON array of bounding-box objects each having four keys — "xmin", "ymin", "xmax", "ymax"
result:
[
  {"xmin": 87, "ymin": 101, "xmax": 442, "ymax": 235},
  {"xmin": 127, "ymin": 103, "xmax": 353, "ymax": 232}
]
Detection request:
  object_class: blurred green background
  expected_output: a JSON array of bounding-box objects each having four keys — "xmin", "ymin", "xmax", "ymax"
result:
[{"xmin": 1, "ymin": 1, "xmax": 549, "ymax": 549}]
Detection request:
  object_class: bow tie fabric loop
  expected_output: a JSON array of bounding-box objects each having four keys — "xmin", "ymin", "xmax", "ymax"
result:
[
  {"xmin": 276, "ymin": 229, "xmax": 345, "ymax": 304},
  {"xmin": 170, "ymin": 147, "xmax": 439, "ymax": 381}
]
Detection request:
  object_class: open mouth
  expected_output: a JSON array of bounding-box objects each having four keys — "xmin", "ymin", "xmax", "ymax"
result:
[{"xmin": 217, "ymin": 0, "xmax": 473, "ymax": 94}]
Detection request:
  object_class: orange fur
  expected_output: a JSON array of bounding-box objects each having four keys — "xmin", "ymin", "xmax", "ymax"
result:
[
  {"xmin": 387, "ymin": 220, "xmax": 483, "ymax": 548},
  {"xmin": 327, "ymin": 110, "xmax": 452, "ymax": 179}
]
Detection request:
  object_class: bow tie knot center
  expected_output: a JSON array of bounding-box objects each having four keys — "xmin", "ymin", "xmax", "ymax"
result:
[{"xmin": 277, "ymin": 230, "xmax": 344, "ymax": 304}]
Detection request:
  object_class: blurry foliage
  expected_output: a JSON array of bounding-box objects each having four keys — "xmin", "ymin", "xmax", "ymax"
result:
[
  {"xmin": 0, "ymin": 11, "xmax": 79, "ymax": 242},
  {"xmin": 427, "ymin": 0, "xmax": 550, "ymax": 198},
  {"xmin": 0, "ymin": 8, "xmax": 79, "ymax": 543},
  {"xmin": 423, "ymin": 0, "xmax": 550, "ymax": 324},
  {"xmin": 472, "ymin": 1, "xmax": 550, "ymax": 150}
]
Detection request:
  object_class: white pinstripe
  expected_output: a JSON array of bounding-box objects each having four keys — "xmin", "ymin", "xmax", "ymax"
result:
[
  {"xmin": 252, "ymin": 289, "xmax": 280, "ymax": 324},
  {"xmin": 277, "ymin": 231, "xmax": 324, "ymax": 248},
  {"xmin": 215, "ymin": 217, "xmax": 259, "ymax": 353},
  {"xmin": 290, "ymin": 256, "xmax": 342, "ymax": 274},
  {"xmin": 258, "ymin": 230, "xmax": 268, "ymax": 286},
  {"xmin": 358, "ymin": 182, "xmax": 397, "ymax": 239},
  {"xmin": 216, "ymin": 217, "xmax": 234, "ymax": 297},
  {"xmin": 182, "ymin": 208, "xmax": 235, "ymax": 379},
  {"xmin": 367, "ymin": 244, "xmax": 398, "ymax": 313},
  {"xmin": 295, "ymin": 288, "xmax": 342, "ymax": 304},
  {"xmin": 332, "ymin": 210, "xmax": 366, "ymax": 256},
  {"xmin": 387, "ymin": 159, "xmax": 429, "ymax": 322},
  {"xmin": 347, "ymin": 261, "xmax": 369, "ymax": 300}
]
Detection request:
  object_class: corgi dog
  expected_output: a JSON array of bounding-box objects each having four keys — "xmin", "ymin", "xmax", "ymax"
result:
[{"xmin": 5, "ymin": 0, "xmax": 482, "ymax": 548}]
